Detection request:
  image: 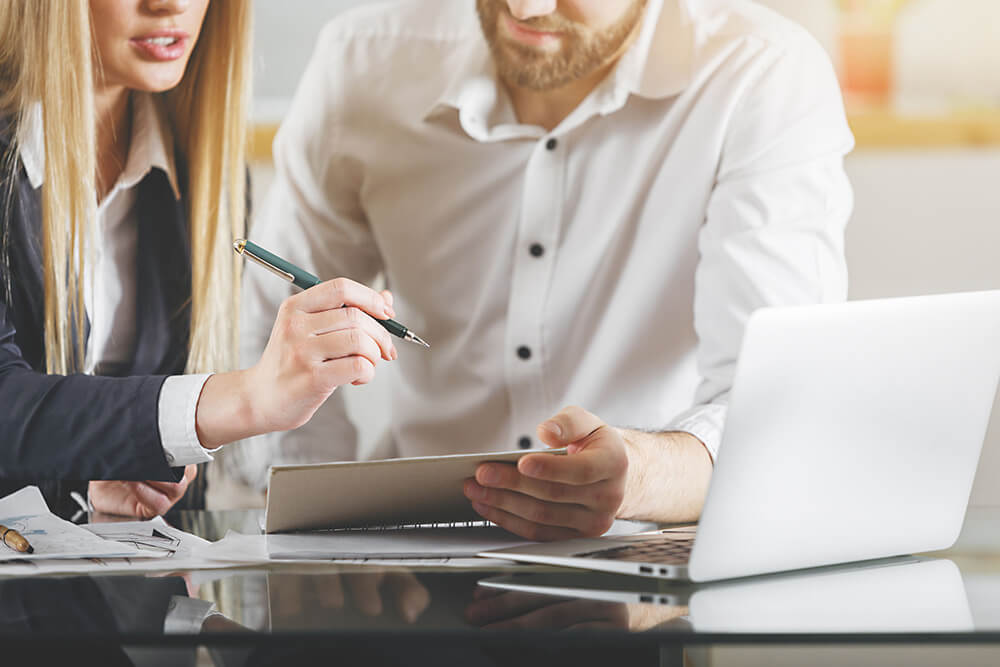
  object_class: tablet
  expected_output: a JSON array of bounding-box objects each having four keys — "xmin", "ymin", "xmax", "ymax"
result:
[{"xmin": 264, "ymin": 448, "xmax": 566, "ymax": 533}]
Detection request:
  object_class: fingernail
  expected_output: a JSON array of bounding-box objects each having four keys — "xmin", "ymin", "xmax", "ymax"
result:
[
  {"xmin": 472, "ymin": 502, "xmax": 489, "ymax": 515},
  {"xmin": 391, "ymin": 346, "xmax": 398, "ymax": 360},
  {"xmin": 464, "ymin": 482, "xmax": 483, "ymax": 500},
  {"xmin": 540, "ymin": 421, "xmax": 562, "ymax": 438}
]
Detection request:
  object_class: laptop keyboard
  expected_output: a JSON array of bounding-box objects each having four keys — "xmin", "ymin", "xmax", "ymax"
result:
[{"xmin": 574, "ymin": 531, "xmax": 696, "ymax": 565}]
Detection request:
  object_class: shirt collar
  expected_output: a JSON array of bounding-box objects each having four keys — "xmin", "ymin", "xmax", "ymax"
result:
[
  {"xmin": 18, "ymin": 104, "xmax": 44, "ymax": 189},
  {"xmin": 424, "ymin": 0, "xmax": 698, "ymax": 129},
  {"xmin": 18, "ymin": 91, "xmax": 181, "ymax": 200},
  {"xmin": 121, "ymin": 91, "xmax": 181, "ymax": 199}
]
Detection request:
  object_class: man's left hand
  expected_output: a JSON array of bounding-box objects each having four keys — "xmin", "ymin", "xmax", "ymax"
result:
[
  {"xmin": 464, "ymin": 406, "xmax": 628, "ymax": 541},
  {"xmin": 88, "ymin": 465, "xmax": 198, "ymax": 519}
]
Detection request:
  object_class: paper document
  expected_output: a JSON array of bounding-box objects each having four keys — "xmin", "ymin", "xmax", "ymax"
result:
[
  {"xmin": 194, "ymin": 520, "xmax": 657, "ymax": 566},
  {"xmin": 195, "ymin": 530, "xmax": 520, "ymax": 569},
  {"xmin": 0, "ymin": 516, "xmax": 240, "ymax": 576},
  {"xmin": 265, "ymin": 525, "xmax": 531, "ymax": 560},
  {"xmin": 0, "ymin": 486, "xmax": 143, "ymax": 561}
]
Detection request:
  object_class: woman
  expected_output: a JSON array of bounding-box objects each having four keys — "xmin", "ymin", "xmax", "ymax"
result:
[{"xmin": 0, "ymin": 0, "xmax": 397, "ymax": 518}]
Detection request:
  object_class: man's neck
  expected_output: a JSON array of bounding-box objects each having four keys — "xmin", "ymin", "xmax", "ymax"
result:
[
  {"xmin": 94, "ymin": 84, "xmax": 132, "ymax": 202},
  {"xmin": 505, "ymin": 62, "xmax": 616, "ymax": 133}
]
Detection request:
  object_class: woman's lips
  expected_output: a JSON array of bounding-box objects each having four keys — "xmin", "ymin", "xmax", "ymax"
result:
[{"xmin": 129, "ymin": 30, "xmax": 189, "ymax": 61}]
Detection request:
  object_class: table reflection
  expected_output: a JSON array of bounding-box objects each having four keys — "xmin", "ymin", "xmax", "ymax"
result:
[
  {"xmin": 474, "ymin": 556, "xmax": 972, "ymax": 635},
  {"xmin": 0, "ymin": 554, "xmax": 977, "ymax": 665}
]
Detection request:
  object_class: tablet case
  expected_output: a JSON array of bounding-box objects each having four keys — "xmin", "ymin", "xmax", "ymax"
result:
[{"xmin": 264, "ymin": 448, "xmax": 566, "ymax": 533}]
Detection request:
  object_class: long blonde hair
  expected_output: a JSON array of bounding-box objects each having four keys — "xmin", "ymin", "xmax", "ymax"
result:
[{"xmin": 0, "ymin": 0, "xmax": 251, "ymax": 375}]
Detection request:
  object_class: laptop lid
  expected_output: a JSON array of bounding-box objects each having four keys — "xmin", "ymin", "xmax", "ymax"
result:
[{"xmin": 688, "ymin": 291, "xmax": 1000, "ymax": 582}]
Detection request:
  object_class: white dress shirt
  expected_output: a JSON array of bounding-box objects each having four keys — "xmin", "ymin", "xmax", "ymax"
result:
[
  {"xmin": 236, "ymin": 0, "xmax": 854, "ymax": 490},
  {"xmin": 18, "ymin": 93, "xmax": 214, "ymax": 468}
]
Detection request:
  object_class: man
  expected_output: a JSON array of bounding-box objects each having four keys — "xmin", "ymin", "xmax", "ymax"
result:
[{"xmin": 236, "ymin": 0, "xmax": 853, "ymax": 540}]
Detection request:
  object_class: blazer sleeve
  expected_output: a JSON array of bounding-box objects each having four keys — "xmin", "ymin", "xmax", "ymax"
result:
[{"xmin": 0, "ymin": 303, "xmax": 181, "ymax": 482}]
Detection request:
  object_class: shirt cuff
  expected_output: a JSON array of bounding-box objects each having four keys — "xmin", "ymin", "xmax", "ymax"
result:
[
  {"xmin": 164, "ymin": 596, "xmax": 217, "ymax": 634},
  {"xmin": 663, "ymin": 403, "xmax": 728, "ymax": 463},
  {"xmin": 158, "ymin": 374, "xmax": 217, "ymax": 467}
]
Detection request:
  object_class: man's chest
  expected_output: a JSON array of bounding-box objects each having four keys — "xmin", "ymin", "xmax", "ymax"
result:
[{"xmin": 356, "ymin": 103, "xmax": 719, "ymax": 308}]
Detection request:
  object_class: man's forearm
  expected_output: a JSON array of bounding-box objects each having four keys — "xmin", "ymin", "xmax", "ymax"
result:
[{"xmin": 617, "ymin": 429, "xmax": 713, "ymax": 523}]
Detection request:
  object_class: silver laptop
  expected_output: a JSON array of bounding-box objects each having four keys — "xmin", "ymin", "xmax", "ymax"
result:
[{"xmin": 484, "ymin": 291, "xmax": 1000, "ymax": 582}]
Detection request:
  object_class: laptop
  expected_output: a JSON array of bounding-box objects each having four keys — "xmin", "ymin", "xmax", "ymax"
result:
[{"xmin": 484, "ymin": 291, "xmax": 1000, "ymax": 582}]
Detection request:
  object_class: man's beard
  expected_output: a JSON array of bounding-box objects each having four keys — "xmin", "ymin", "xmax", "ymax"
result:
[{"xmin": 476, "ymin": 0, "xmax": 648, "ymax": 91}]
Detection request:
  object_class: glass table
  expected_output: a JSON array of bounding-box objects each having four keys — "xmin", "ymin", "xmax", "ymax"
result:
[{"xmin": 2, "ymin": 507, "xmax": 999, "ymax": 666}]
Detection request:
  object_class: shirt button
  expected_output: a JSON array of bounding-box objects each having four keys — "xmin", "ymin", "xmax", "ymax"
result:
[
  {"xmin": 517, "ymin": 346, "xmax": 532, "ymax": 360},
  {"xmin": 518, "ymin": 436, "xmax": 532, "ymax": 450},
  {"xmin": 529, "ymin": 243, "xmax": 545, "ymax": 258},
  {"xmin": 165, "ymin": 453, "xmax": 176, "ymax": 465},
  {"xmin": 546, "ymin": 138, "xmax": 558, "ymax": 151}
]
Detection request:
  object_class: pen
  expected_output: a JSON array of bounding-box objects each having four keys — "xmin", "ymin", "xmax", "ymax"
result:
[
  {"xmin": 233, "ymin": 239, "xmax": 430, "ymax": 348},
  {"xmin": 0, "ymin": 524, "xmax": 33, "ymax": 554}
]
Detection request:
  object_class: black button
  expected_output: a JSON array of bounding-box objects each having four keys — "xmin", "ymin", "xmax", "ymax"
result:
[
  {"xmin": 518, "ymin": 436, "xmax": 532, "ymax": 450},
  {"xmin": 545, "ymin": 138, "xmax": 558, "ymax": 151},
  {"xmin": 517, "ymin": 346, "xmax": 532, "ymax": 360},
  {"xmin": 529, "ymin": 243, "xmax": 545, "ymax": 257}
]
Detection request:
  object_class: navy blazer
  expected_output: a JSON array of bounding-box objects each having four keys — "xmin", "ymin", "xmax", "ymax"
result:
[{"xmin": 0, "ymin": 119, "xmax": 204, "ymax": 515}]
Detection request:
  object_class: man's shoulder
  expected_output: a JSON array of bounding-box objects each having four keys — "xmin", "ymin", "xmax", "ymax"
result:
[
  {"xmin": 699, "ymin": 1, "xmax": 830, "ymax": 62},
  {"xmin": 319, "ymin": 0, "xmax": 480, "ymax": 49},
  {"xmin": 301, "ymin": 0, "xmax": 482, "ymax": 122}
]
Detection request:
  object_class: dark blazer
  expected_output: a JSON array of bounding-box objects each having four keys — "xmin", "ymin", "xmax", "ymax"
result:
[{"xmin": 0, "ymin": 117, "xmax": 206, "ymax": 516}]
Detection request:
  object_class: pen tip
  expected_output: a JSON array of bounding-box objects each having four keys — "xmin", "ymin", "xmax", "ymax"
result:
[
  {"xmin": 233, "ymin": 239, "xmax": 246, "ymax": 255},
  {"xmin": 26, "ymin": 546, "xmax": 33, "ymax": 554},
  {"xmin": 409, "ymin": 334, "xmax": 431, "ymax": 348}
]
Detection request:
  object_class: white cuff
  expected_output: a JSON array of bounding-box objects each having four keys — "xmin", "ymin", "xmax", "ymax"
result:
[
  {"xmin": 663, "ymin": 403, "xmax": 728, "ymax": 463},
  {"xmin": 164, "ymin": 596, "xmax": 217, "ymax": 634},
  {"xmin": 158, "ymin": 374, "xmax": 217, "ymax": 467}
]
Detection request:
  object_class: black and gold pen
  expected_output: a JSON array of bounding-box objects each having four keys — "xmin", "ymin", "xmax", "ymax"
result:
[
  {"xmin": 234, "ymin": 239, "xmax": 430, "ymax": 348},
  {"xmin": 0, "ymin": 524, "xmax": 33, "ymax": 554}
]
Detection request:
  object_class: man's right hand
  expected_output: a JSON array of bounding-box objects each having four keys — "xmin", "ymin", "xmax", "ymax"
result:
[{"xmin": 195, "ymin": 279, "xmax": 397, "ymax": 448}]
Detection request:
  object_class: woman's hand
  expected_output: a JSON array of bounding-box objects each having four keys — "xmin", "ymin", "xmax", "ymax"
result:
[
  {"xmin": 88, "ymin": 465, "xmax": 198, "ymax": 519},
  {"xmin": 195, "ymin": 279, "xmax": 398, "ymax": 448}
]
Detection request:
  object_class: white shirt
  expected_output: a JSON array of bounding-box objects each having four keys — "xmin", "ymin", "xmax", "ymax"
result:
[
  {"xmin": 236, "ymin": 0, "xmax": 853, "ymax": 490},
  {"xmin": 19, "ymin": 93, "xmax": 213, "ymax": 468}
]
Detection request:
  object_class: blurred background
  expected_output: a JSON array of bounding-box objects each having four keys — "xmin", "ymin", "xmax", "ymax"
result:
[{"xmin": 243, "ymin": 0, "xmax": 1000, "ymax": 507}]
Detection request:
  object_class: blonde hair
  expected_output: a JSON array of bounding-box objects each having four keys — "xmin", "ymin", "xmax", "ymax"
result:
[{"xmin": 0, "ymin": 0, "xmax": 251, "ymax": 375}]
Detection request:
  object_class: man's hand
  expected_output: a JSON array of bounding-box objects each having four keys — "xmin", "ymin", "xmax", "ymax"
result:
[
  {"xmin": 466, "ymin": 585, "xmax": 630, "ymax": 631},
  {"xmin": 269, "ymin": 571, "xmax": 431, "ymax": 624},
  {"xmin": 464, "ymin": 406, "xmax": 628, "ymax": 541},
  {"xmin": 88, "ymin": 465, "xmax": 198, "ymax": 519}
]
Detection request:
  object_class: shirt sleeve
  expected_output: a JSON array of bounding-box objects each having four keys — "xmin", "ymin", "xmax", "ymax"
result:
[
  {"xmin": 157, "ymin": 374, "xmax": 217, "ymax": 466},
  {"xmin": 674, "ymin": 31, "xmax": 854, "ymax": 460},
  {"xmin": 664, "ymin": 403, "xmax": 728, "ymax": 463}
]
